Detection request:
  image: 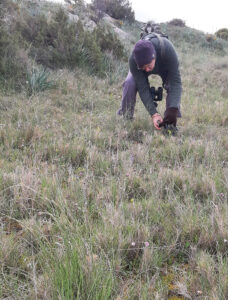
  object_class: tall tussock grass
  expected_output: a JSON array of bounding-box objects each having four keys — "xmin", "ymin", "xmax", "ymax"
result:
[{"xmin": 51, "ymin": 240, "xmax": 115, "ymax": 299}]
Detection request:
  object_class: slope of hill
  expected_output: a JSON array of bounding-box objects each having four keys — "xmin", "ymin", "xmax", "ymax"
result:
[{"xmin": 0, "ymin": 0, "xmax": 228, "ymax": 299}]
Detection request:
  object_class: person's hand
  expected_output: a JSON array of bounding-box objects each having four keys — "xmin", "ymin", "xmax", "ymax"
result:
[
  {"xmin": 159, "ymin": 107, "xmax": 178, "ymax": 128},
  {"xmin": 152, "ymin": 113, "xmax": 163, "ymax": 130}
]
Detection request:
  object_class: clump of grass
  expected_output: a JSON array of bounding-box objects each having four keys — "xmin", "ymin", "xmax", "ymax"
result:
[
  {"xmin": 47, "ymin": 238, "xmax": 116, "ymax": 300},
  {"xmin": 41, "ymin": 142, "xmax": 88, "ymax": 169},
  {"xmin": 26, "ymin": 67, "xmax": 54, "ymax": 97},
  {"xmin": 12, "ymin": 126, "xmax": 40, "ymax": 149},
  {"xmin": 120, "ymin": 241, "xmax": 143, "ymax": 272},
  {"xmin": 125, "ymin": 176, "xmax": 147, "ymax": 200}
]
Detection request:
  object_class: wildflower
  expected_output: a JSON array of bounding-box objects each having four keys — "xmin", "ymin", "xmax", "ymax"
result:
[
  {"xmin": 217, "ymin": 193, "xmax": 225, "ymax": 199},
  {"xmin": 144, "ymin": 241, "xmax": 149, "ymax": 247},
  {"xmin": 131, "ymin": 242, "xmax": 136, "ymax": 246},
  {"xmin": 197, "ymin": 291, "xmax": 203, "ymax": 295},
  {"xmin": 224, "ymin": 239, "xmax": 227, "ymax": 243},
  {"xmin": 130, "ymin": 198, "xmax": 134, "ymax": 203}
]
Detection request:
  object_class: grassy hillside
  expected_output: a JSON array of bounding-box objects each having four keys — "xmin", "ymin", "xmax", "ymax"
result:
[{"xmin": 0, "ymin": 1, "xmax": 228, "ymax": 299}]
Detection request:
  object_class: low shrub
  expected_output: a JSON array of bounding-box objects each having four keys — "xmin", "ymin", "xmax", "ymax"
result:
[
  {"xmin": 94, "ymin": 25, "xmax": 127, "ymax": 60},
  {"xmin": 201, "ymin": 39, "xmax": 224, "ymax": 53},
  {"xmin": 168, "ymin": 18, "xmax": 186, "ymax": 27},
  {"xmin": 0, "ymin": 0, "xmax": 127, "ymax": 90},
  {"xmin": 164, "ymin": 24, "xmax": 225, "ymax": 55},
  {"xmin": 18, "ymin": 8, "xmax": 104, "ymax": 73},
  {"xmin": 19, "ymin": 8, "xmax": 126, "ymax": 76},
  {"xmin": 0, "ymin": 9, "xmax": 27, "ymax": 91},
  {"xmin": 215, "ymin": 28, "xmax": 228, "ymax": 41},
  {"xmin": 206, "ymin": 34, "xmax": 216, "ymax": 42},
  {"xmin": 92, "ymin": 0, "xmax": 135, "ymax": 23}
]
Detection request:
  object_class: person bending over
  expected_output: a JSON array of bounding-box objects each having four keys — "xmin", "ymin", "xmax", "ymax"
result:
[{"xmin": 117, "ymin": 37, "xmax": 182, "ymax": 130}]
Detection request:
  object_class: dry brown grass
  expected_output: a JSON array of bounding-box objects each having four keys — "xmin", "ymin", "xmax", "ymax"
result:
[{"xmin": 1, "ymin": 10, "xmax": 228, "ymax": 300}]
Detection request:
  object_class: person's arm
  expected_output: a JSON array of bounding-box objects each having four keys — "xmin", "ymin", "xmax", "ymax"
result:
[
  {"xmin": 163, "ymin": 39, "xmax": 182, "ymax": 109},
  {"xmin": 129, "ymin": 55, "xmax": 158, "ymax": 116}
]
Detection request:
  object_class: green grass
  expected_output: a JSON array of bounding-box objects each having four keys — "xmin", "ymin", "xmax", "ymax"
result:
[
  {"xmin": 26, "ymin": 67, "xmax": 55, "ymax": 97},
  {"xmin": 1, "ymin": 11, "xmax": 228, "ymax": 300},
  {"xmin": 51, "ymin": 239, "xmax": 115, "ymax": 300}
]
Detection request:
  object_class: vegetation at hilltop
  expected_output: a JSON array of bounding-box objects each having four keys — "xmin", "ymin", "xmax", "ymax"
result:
[
  {"xmin": 0, "ymin": 0, "xmax": 228, "ymax": 299},
  {"xmin": 91, "ymin": 0, "xmax": 135, "ymax": 23},
  {"xmin": 215, "ymin": 28, "xmax": 228, "ymax": 41},
  {"xmin": 0, "ymin": 0, "xmax": 127, "ymax": 92}
]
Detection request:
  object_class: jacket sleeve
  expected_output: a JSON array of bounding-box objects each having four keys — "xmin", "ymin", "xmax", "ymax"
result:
[
  {"xmin": 129, "ymin": 55, "xmax": 158, "ymax": 116},
  {"xmin": 163, "ymin": 39, "xmax": 182, "ymax": 109}
]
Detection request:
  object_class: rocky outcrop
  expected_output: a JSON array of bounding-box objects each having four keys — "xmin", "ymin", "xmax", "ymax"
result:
[{"xmin": 101, "ymin": 14, "xmax": 129, "ymax": 41}]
